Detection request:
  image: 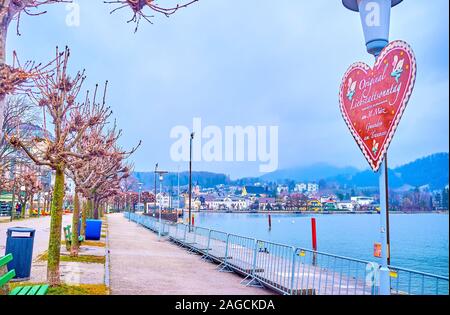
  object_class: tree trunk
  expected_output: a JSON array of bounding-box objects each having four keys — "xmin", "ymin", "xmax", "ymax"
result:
[
  {"xmin": 88, "ymin": 198, "xmax": 94, "ymax": 219},
  {"xmin": 93, "ymin": 196, "xmax": 99, "ymax": 219},
  {"xmin": 98, "ymin": 202, "xmax": 103, "ymax": 218},
  {"xmin": 20, "ymin": 197, "xmax": 26, "ymax": 219},
  {"xmin": 0, "ymin": 23, "xmax": 7, "ymax": 138},
  {"xmin": 70, "ymin": 188, "xmax": 81, "ymax": 257},
  {"xmin": 81, "ymin": 199, "xmax": 87, "ymax": 237},
  {"xmin": 47, "ymin": 167, "xmax": 65, "ymax": 286},
  {"xmin": 29, "ymin": 193, "xmax": 34, "ymax": 217}
]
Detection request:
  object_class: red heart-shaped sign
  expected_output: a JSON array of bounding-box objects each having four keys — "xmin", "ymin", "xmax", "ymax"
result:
[{"xmin": 339, "ymin": 40, "xmax": 417, "ymax": 172}]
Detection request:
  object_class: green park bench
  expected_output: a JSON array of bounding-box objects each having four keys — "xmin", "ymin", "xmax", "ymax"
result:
[
  {"xmin": 0, "ymin": 253, "xmax": 49, "ymax": 295},
  {"xmin": 63, "ymin": 225, "xmax": 84, "ymax": 251}
]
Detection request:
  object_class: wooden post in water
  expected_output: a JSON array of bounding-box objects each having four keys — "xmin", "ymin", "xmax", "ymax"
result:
[
  {"xmin": 311, "ymin": 218, "xmax": 317, "ymax": 265},
  {"xmin": 268, "ymin": 213, "xmax": 272, "ymax": 230}
]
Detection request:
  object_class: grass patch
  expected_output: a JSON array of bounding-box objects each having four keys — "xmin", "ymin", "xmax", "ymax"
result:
[
  {"xmin": 60, "ymin": 240, "xmax": 106, "ymax": 247},
  {"xmin": 82, "ymin": 240, "xmax": 106, "ymax": 247},
  {"xmin": 9, "ymin": 282, "xmax": 109, "ymax": 295},
  {"xmin": 37, "ymin": 251, "xmax": 105, "ymax": 264},
  {"xmin": 48, "ymin": 284, "xmax": 109, "ymax": 295}
]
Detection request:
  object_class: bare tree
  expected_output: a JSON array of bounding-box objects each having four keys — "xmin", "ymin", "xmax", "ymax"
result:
[
  {"xmin": 15, "ymin": 168, "xmax": 42, "ymax": 217},
  {"xmin": 8, "ymin": 47, "xmax": 111, "ymax": 286},
  {"xmin": 65, "ymin": 121, "xmax": 139, "ymax": 256},
  {"xmin": 0, "ymin": 1, "xmax": 68, "ymax": 138},
  {"xmin": 0, "ymin": 96, "xmax": 38, "ymax": 171},
  {"xmin": 106, "ymin": 0, "xmax": 199, "ymax": 32}
]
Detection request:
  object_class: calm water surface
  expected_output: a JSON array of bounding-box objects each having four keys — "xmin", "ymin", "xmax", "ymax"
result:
[{"xmin": 191, "ymin": 212, "xmax": 449, "ymax": 277}]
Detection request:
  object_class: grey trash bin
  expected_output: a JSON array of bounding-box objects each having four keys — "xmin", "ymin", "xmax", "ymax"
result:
[{"xmin": 5, "ymin": 227, "xmax": 36, "ymax": 281}]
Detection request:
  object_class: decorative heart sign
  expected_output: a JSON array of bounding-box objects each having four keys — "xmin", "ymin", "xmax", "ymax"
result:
[{"xmin": 339, "ymin": 40, "xmax": 417, "ymax": 172}]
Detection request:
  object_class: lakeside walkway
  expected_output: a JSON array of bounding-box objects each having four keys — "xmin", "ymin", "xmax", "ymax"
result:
[
  {"xmin": 107, "ymin": 213, "xmax": 272, "ymax": 295},
  {"xmin": 0, "ymin": 215, "xmax": 73, "ymax": 261}
]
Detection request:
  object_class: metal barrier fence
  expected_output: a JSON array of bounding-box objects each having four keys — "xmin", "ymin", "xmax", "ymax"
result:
[
  {"xmin": 388, "ymin": 265, "xmax": 449, "ymax": 295},
  {"xmin": 123, "ymin": 212, "xmax": 449, "ymax": 295}
]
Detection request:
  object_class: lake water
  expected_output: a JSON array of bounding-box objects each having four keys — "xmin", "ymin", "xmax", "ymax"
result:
[{"xmin": 190, "ymin": 212, "xmax": 449, "ymax": 277}]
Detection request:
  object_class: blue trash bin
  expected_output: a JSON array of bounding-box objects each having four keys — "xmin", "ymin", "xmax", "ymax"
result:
[
  {"xmin": 5, "ymin": 227, "xmax": 35, "ymax": 281},
  {"xmin": 85, "ymin": 220, "xmax": 102, "ymax": 240}
]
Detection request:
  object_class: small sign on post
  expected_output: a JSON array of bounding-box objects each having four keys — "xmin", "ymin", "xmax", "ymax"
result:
[{"xmin": 374, "ymin": 243, "xmax": 382, "ymax": 258}]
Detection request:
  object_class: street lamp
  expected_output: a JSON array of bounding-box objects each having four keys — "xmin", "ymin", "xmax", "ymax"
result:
[
  {"xmin": 137, "ymin": 182, "xmax": 143, "ymax": 213},
  {"xmin": 155, "ymin": 169, "xmax": 168, "ymax": 240},
  {"xmin": 159, "ymin": 174, "xmax": 163, "ymax": 240},
  {"xmin": 342, "ymin": 0, "xmax": 402, "ymax": 57},
  {"xmin": 342, "ymin": 0, "xmax": 403, "ymax": 295},
  {"xmin": 154, "ymin": 163, "xmax": 158, "ymax": 215},
  {"xmin": 188, "ymin": 132, "xmax": 194, "ymax": 232}
]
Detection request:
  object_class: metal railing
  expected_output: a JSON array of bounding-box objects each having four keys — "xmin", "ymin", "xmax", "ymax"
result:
[
  {"xmin": 388, "ymin": 265, "xmax": 449, "ymax": 295},
  {"xmin": 123, "ymin": 212, "xmax": 449, "ymax": 295}
]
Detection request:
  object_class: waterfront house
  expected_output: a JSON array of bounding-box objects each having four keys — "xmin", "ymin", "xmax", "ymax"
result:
[
  {"xmin": 351, "ymin": 196, "xmax": 375, "ymax": 206},
  {"xmin": 156, "ymin": 193, "xmax": 171, "ymax": 209},
  {"xmin": 307, "ymin": 199, "xmax": 322, "ymax": 212},
  {"xmin": 337, "ymin": 200, "xmax": 355, "ymax": 211},
  {"xmin": 322, "ymin": 197, "xmax": 338, "ymax": 211},
  {"xmin": 258, "ymin": 197, "xmax": 276, "ymax": 211},
  {"xmin": 276, "ymin": 185, "xmax": 289, "ymax": 195},
  {"xmin": 294, "ymin": 183, "xmax": 307, "ymax": 193},
  {"xmin": 205, "ymin": 196, "xmax": 248, "ymax": 211},
  {"xmin": 307, "ymin": 183, "xmax": 319, "ymax": 193}
]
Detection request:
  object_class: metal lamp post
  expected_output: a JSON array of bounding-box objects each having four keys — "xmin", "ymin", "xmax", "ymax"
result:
[
  {"xmin": 154, "ymin": 163, "xmax": 158, "ymax": 215},
  {"xmin": 188, "ymin": 132, "xmax": 194, "ymax": 232},
  {"xmin": 155, "ymin": 170, "xmax": 168, "ymax": 240},
  {"xmin": 137, "ymin": 182, "xmax": 143, "ymax": 213},
  {"xmin": 159, "ymin": 174, "xmax": 163, "ymax": 240},
  {"xmin": 342, "ymin": 0, "xmax": 403, "ymax": 295}
]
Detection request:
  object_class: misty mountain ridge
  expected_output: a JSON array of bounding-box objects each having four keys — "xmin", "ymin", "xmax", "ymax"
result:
[{"xmin": 132, "ymin": 152, "xmax": 449, "ymax": 191}]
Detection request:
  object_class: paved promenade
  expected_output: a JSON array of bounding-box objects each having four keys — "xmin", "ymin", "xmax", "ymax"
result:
[
  {"xmin": 1, "ymin": 215, "xmax": 106, "ymax": 286},
  {"xmin": 0, "ymin": 215, "xmax": 72, "ymax": 260},
  {"xmin": 107, "ymin": 213, "xmax": 272, "ymax": 295}
]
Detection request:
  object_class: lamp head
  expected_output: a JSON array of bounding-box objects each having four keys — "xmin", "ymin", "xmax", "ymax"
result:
[
  {"xmin": 342, "ymin": 0, "xmax": 402, "ymax": 11},
  {"xmin": 342, "ymin": 0, "xmax": 403, "ymax": 56}
]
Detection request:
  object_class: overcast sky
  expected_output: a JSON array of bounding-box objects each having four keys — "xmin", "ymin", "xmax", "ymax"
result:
[{"xmin": 6, "ymin": 0, "xmax": 449, "ymax": 178}]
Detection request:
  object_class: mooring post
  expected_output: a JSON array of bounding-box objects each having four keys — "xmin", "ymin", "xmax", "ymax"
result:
[{"xmin": 311, "ymin": 218, "xmax": 317, "ymax": 265}]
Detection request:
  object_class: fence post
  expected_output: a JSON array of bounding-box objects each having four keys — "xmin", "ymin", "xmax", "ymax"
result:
[
  {"xmin": 224, "ymin": 234, "xmax": 230, "ymax": 266},
  {"xmin": 206, "ymin": 229, "xmax": 212, "ymax": 257},
  {"xmin": 251, "ymin": 239, "xmax": 258, "ymax": 279},
  {"xmin": 290, "ymin": 248, "xmax": 297, "ymax": 295}
]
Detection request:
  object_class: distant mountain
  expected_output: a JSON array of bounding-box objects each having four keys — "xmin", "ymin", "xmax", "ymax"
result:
[
  {"xmin": 326, "ymin": 153, "xmax": 449, "ymax": 191},
  {"xmin": 133, "ymin": 171, "xmax": 230, "ymax": 191},
  {"xmin": 260, "ymin": 163, "xmax": 360, "ymax": 183},
  {"xmin": 131, "ymin": 153, "xmax": 449, "ymax": 192}
]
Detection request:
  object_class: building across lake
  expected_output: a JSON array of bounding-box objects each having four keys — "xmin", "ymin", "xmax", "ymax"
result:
[{"xmin": 126, "ymin": 181, "xmax": 448, "ymax": 214}]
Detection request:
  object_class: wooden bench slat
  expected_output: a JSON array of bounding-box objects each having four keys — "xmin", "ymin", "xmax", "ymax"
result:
[
  {"xmin": 36, "ymin": 284, "xmax": 49, "ymax": 295},
  {"xmin": 17, "ymin": 285, "xmax": 32, "ymax": 295},
  {"xmin": 2, "ymin": 255, "xmax": 49, "ymax": 296},
  {"xmin": 0, "ymin": 254, "xmax": 13, "ymax": 268},
  {"xmin": 27, "ymin": 285, "xmax": 42, "ymax": 295},
  {"xmin": 9, "ymin": 286, "xmax": 23, "ymax": 295},
  {"xmin": 0, "ymin": 269, "xmax": 16, "ymax": 287}
]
